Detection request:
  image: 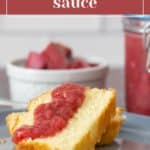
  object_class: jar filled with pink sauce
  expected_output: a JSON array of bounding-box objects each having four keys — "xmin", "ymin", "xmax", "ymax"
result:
[{"xmin": 123, "ymin": 15, "xmax": 150, "ymax": 116}]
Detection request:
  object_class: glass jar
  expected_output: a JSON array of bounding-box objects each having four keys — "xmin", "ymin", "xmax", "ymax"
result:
[{"xmin": 123, "ymin": 15, "xmax": 150, "ymax": 116}]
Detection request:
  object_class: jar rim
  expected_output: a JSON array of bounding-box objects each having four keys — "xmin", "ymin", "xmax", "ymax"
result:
[
  {"xmin": 123, "ymin": 16, "xmax": 150, "ymax": 33},
  {"xmin": 125, "ymin": 15, "xmax": 150, "ymax": 21}
]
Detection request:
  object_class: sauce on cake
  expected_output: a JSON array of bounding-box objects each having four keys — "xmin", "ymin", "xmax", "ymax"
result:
[{"xmin": 12, "ymin": 83, "xmax": 85, "ymax": 144}]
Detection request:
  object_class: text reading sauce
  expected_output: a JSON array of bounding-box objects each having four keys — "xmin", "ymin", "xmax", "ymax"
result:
[{"xmin": 13, "ymin": 83, "xmax": 85, "ymax": 144}]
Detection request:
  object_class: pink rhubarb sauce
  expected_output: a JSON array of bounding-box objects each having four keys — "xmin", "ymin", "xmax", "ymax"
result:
[
  {"xmin": 125, "ymin": 32, "xmax": 150, "ymax": 115},
  {"xmin": 12, "ymin": 83, "xmax": 85, "ymax": 144}
]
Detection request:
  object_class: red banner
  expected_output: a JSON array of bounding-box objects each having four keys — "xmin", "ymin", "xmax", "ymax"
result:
[
  {"xmin": 145, "ymin": 0, "xmax": 150, "ymax": 14},
  {"xmin": 0, "ymin": 0, "xmax": 6, "ymax": 14},
  {"xmin": 0, "ymin": 0, "xmax": 149, "ymax": 14}
]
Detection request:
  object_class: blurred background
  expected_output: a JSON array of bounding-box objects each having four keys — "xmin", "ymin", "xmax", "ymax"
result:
[{"xmin": 0, "ymin": 15, "xmax": 124, "ymax": 107}]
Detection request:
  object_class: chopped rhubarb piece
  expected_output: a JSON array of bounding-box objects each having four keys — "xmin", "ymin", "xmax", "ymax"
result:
[
  {"xmin": 89, "ymin": 63, "xmax": 98, "ymax": 67},
  {"xmin": 42, "ymin": 43, "xmax": 69, "ymax": 69},
  {"xmin": 70, "ymin": 58, "xmax": 90, "ymax": 69},
  {"xmin": 26, "ymin": 52, "xmax": 47, "ymax": 69},
  {"xmin": 51, "ymin": 42, "xmax": 72, "ymax": 59}
]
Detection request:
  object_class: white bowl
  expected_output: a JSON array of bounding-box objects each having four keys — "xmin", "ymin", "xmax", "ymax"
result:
[{"xmin": 6, "ymin": 56, "xmax": 109, "ymax": 103}]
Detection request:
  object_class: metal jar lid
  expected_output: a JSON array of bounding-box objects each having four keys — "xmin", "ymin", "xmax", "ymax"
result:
[{"xmin": 123, "ymin": 15, "xmax": 150, "ymax": 33}]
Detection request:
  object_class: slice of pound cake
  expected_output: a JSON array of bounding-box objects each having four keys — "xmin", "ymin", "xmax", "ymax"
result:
[
  {"xmin": 6, "ymin": 83, "xmax": 122, "ymax": 150},
  {"xmin": 99, "ymin": 107, "xmax": 124, "ymax": 145}
]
